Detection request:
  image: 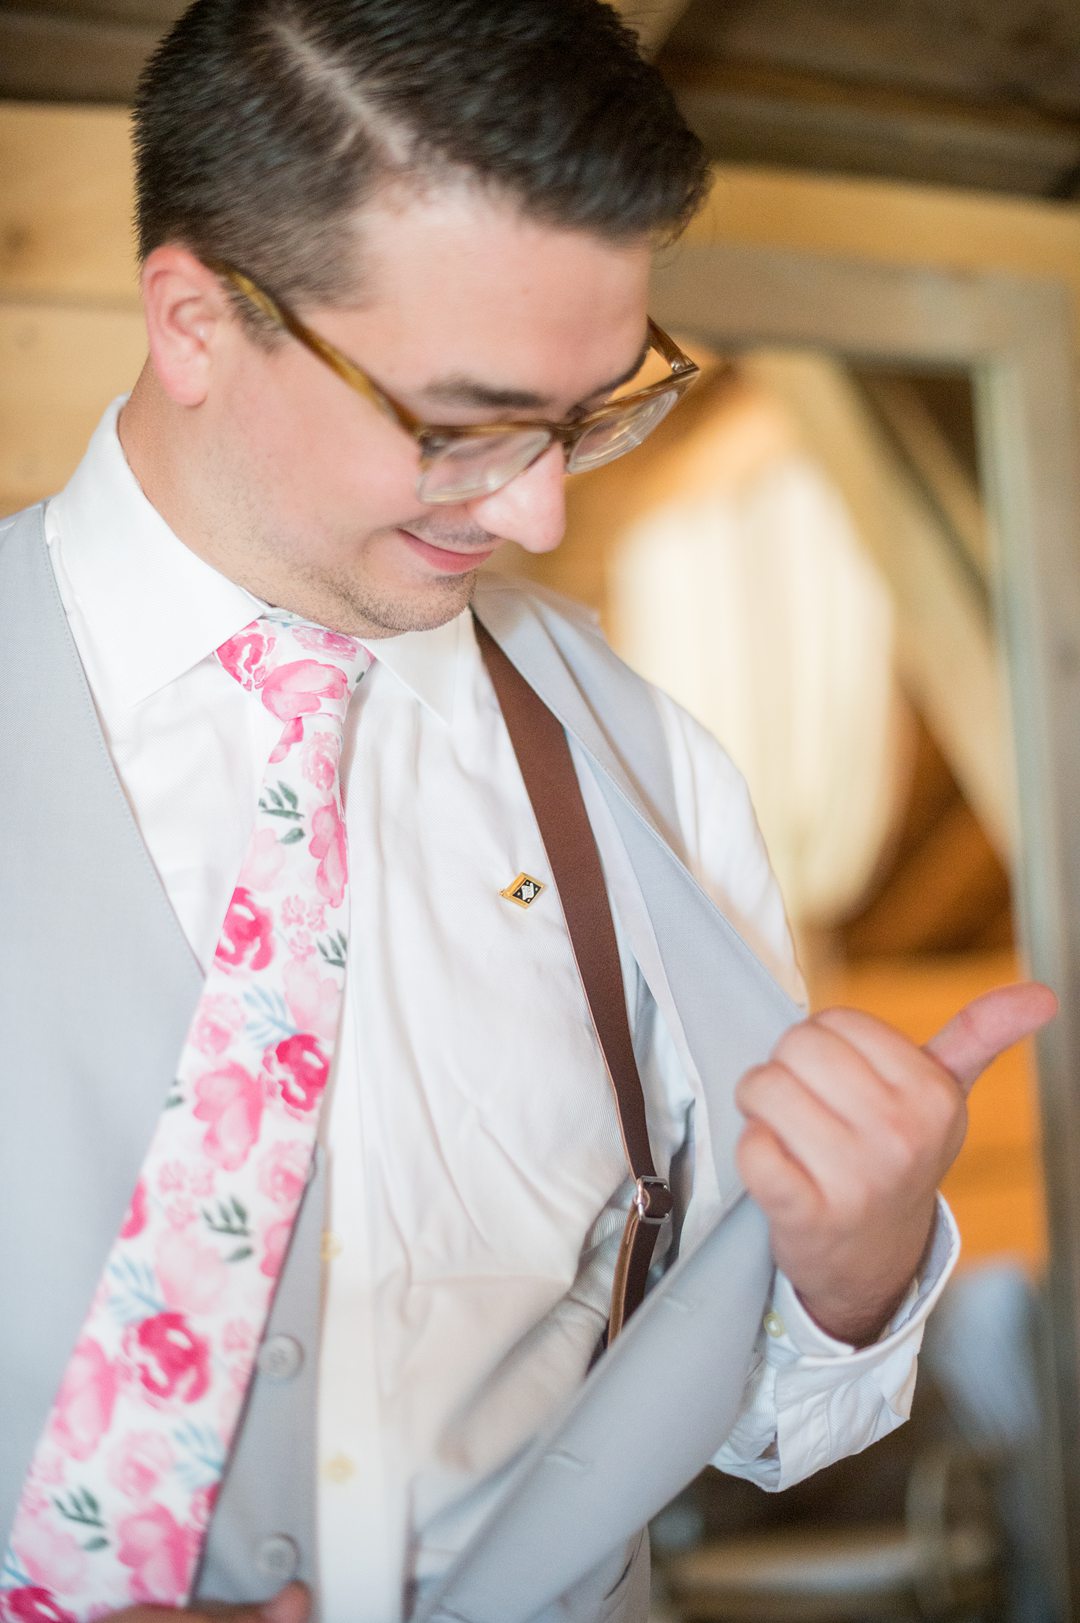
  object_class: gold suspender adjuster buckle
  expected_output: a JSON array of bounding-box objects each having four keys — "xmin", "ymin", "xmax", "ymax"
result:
[{"xmin": 634, "ymin": 1175, "xmax": 673, "ymax": 1225}]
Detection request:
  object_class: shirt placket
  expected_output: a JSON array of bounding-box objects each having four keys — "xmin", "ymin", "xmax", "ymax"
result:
[{"xmin": 315, "ymin": 884, "xmax": 404, "ymax": 1623}]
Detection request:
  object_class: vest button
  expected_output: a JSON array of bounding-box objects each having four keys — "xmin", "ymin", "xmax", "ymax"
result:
[
  {"xmin": 255, "ymin": 1532, "xmax": 300, "ymax": 1581},
  {"xmin": 257, "ymin": 1334, "xmax": 304, "ymax": 1382}
]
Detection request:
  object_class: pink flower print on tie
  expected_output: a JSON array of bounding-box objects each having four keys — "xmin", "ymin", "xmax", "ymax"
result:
[
  {"xmin": 238, "ymin": 828, "xmax": 288, "ymax": 892},
  {"xmin": 301, "ymin": 729, "xmax": 341, "ymax": 791},
  {"xmin": 106, "ymin": 1435, "xmax": 173, "ymax": 1502},
  {"xmin": 309, "ymin": 800, "xmax": 347, "ymax": 906},
  {"xmin": 257, "ymin": 1217, "xmax": 292, "ymax": 1281},
  {"xmin": 4, "ymin": 1588, "xmax": 78, "ymax": 1623},
  {"xmin": 192, "ymin": 1061, "xmax": 264, "ymax": 1171},
  {"xmin": 117, "ymin": 1183, "xmax": 148, "ymax": 1242},
  {"xmin": 215, "ymin": 888, "xmax": 275, "ymax": 974},
  {"xmin": 256, "ymin": 1140, "xmax": 310, "ymax": 1208},
  {"xmin": 260, "ymin": 1033, "xmax": 329, "ymax": 1114},
  {"xmin": 215, "ymin": 625, "xmax": 275, "ymax": 689},
  {"xmin": 155, "ymin": 1229, "xmax": 229, "ymax": 1317},
  {"xmin": 3, "ymin": 614, "xmax": 372, "ymax": 1619},
  {"xmin": 46, "ymin": 1344, "xmax": 118, "ymax": 1465},
  {"xmin": 13, "ymin": 1526, "xmax": 88, "ymax": 1608},
  {"xmin": 282, "ymin": 956, "xmax": 340, "ymax": 1040},
  {"xmin": 115, "ymin": 1507, "xmax": 193, "ymax": 1606},
  {"xmin": 124, "ymin": 1313, "xmax": 212, "ymax": 1407}
]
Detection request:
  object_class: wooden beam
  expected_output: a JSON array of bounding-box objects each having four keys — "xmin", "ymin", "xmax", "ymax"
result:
[
  {"xmin": 858, "ymin": 373, "xmax": 992, "ymax": 583},
  {"xmin": 612, "ymin": 0, "xmax": 695, "ymax": 58},
  {"xmin": 0, "ymin": 10, "xmax": 161, "ymax": 102},
  {"xmin": 679, "ymin": 168, "xmax": 1080, "ymax": 348},
  {"xmin": 666, "ymin": 58, "xmax": 1080, "ymax": 197},
  {"xmin": 742, "ymin": 348, "xmax": 1015, "ymax": 860}
]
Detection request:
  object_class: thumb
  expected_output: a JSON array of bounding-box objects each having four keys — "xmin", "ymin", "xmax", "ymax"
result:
[
  {"xmin": 259, "ymin": 1585, "xmax": 311, "ymax": 1623},
  {"xmin": 925, "ymin": 980, "xmax": 1057, "ymax": 1094}
]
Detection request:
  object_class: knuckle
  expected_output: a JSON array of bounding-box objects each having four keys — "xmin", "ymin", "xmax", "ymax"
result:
[
  {"xmin": 814, "ymin": 1005, "xmax": 863, "ymax": 1040},
  {"xmin": 736, "ymin": 1062, "xmax": 778, "ymax": 1110},
  {"xmin": 775, "ymin": 1020, "xmax": 823, "ymax": 1070}
]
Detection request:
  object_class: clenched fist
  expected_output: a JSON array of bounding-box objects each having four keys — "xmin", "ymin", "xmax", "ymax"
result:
[{"xmin": 735, "ymin": 981, "xmax": 1057, "ymax": 1345}]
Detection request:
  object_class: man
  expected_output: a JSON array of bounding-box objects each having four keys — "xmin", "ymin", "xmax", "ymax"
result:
[{"xmin": 0, "ymin": 1, "xmax": 1054, "ymax": 1620}]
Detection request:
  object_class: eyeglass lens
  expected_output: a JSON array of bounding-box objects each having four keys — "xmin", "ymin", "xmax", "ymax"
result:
[
  {"xmin": 417, "ymin": 428, "xmax": 552, "ymax": 503},
  {"xmin": 416, "ymin": 391, "xmax": 681, "ymax": 504},
  {"xmin": 566, "ymin": 391, "xmax": 678, "ymax": 473}
]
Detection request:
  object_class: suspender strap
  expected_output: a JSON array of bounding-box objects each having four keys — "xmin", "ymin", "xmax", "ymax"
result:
[{"xmin": 475, "ymin": 619, "xmax": 673, "ymax": 1340}]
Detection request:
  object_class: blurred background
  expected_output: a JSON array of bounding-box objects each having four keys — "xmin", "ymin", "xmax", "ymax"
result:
[{"xmin": 2, "ymin": 0, "xmax": 1080, "ymax": 1616}]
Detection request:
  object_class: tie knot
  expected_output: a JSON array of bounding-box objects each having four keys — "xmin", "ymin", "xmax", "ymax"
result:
[{"xmin": 215, "ymin": 613, "xmax": 374, "ymax": 729}]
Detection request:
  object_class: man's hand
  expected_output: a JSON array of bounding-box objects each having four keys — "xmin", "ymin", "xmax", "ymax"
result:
[
  {"xmin": 107, "ymin": 1583, "xmax": 309, "ymax": 1623},
  {"xmin": 735, "ymin": 981, "xmax": 1058, "ymax": 1346}
]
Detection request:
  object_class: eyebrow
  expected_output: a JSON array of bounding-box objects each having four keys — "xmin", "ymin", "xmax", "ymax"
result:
[{"xmin": 417, "ymin": 331, "xmax": 652, "ymax": 415}]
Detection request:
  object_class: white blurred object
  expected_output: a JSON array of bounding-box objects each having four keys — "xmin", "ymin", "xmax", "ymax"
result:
[{"xmin": 609, "ymin": 453, "xmax": 911, "ymax": 928}]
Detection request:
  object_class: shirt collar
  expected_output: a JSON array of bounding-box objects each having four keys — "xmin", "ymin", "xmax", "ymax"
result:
[{"xmin": 49, "ymin": 396, "xmax": 463, "ymax": 724}]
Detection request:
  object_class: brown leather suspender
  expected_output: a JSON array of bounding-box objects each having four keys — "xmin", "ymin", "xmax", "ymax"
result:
[{"xmin": 475, "ymin": 620, "xmax": 673, "ymax": 1342}]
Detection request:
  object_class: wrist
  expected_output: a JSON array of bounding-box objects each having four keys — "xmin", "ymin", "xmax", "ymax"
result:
[{"xmin": 782, "ymin": 1207, "xmax": 937, "ymax": 1347}]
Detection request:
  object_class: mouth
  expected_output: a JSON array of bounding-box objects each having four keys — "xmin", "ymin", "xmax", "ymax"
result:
[{"xmin": 397, "ymin": 528, "xmax": 497, "ymax": 575}]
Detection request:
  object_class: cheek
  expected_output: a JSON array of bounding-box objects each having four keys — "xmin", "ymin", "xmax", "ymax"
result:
[{"xmin": 242, "ymin": 392, "xmax": 421, "ymax": 533}]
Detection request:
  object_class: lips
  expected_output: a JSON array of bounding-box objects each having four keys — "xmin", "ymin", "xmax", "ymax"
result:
[{"xmin": 397, "ymin": 528, "xmax": 496, "ymax": 574}]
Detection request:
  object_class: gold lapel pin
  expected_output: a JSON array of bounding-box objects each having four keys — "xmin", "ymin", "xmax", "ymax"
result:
[{"xmin": 500, "ymin": 872, "xmax": 546, "ymax": 909}]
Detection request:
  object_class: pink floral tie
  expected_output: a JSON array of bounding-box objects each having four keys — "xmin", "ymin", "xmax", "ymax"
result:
[{"xmin": 1, "ymin": 615, "xmax": 372, "ymax": 1622}]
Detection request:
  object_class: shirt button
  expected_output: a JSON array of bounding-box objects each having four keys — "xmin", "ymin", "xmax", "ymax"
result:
[
  {"xmin": 323, "ymin": 1453, "xmax": 356, "ymax": 1484},
  {"xmin": 255, "ymin": 1533, "xmax": 300, "ymax": 1581},
  {"xmin": 321, "ymin": 1230, "xmax": 343, "ymax": 1262},
  {"xmin": 764, "ymin": 1311, "xmax": 786, "ymax": 1339},
  {"xmin": 257, "ymin": 1334, "xmax": 304, "ymax": 1382}
]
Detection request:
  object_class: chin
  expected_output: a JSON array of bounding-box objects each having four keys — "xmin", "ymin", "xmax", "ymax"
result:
[{"xmin": 339, "ymin": 568, "xmax": 479, "ymax": 638}]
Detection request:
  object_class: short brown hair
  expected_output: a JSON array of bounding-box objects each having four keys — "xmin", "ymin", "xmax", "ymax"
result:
[{"xmin": 133, "ymin": 0, "xmax": 709, "ymax": 312}]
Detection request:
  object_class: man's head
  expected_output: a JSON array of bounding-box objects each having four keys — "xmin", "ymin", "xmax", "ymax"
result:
[{"xmin": 125, "ymin": 0, "xmax": 708, "ymax": 635}]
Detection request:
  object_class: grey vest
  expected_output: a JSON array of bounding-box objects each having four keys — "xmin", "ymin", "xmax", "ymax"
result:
[{"xmin": 0, "ymin": 504, "xmax": 798, "ymax": 1621}]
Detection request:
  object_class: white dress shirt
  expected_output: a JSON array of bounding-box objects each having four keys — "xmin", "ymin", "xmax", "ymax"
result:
[{"xmin": 44, "ymin": 400, "xmax": 958, "ymax": 1622}]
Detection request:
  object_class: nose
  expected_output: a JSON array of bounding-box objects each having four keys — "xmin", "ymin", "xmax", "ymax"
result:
[{"xmin": 466, "ymin": 443, "xmax": 567, "ymax": 555}]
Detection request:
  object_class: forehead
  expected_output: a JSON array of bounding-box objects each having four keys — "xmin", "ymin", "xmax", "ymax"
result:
[{"xmin": 325, "ymin": 182, "xmax": 654, "ymax": 392}]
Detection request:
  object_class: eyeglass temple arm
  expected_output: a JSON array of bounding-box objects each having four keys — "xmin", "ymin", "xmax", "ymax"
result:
[
  {"xmin": 646, "ymin": 318, "xmax": 699, "ymax": 378},
  {"xmin": 208, "ymin": 261, "xmax": 422, "ymax": 432}
]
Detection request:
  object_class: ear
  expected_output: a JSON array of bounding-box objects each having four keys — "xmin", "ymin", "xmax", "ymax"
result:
[{"xmin": 141, "ymin": 245, "xmax": 232, "ymax": 407}]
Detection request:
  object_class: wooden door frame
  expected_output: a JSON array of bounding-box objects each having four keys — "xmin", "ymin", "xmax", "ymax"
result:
[{"xmin": 652, "ymin": 238, "xmax": 1080, "ymax": 1617}]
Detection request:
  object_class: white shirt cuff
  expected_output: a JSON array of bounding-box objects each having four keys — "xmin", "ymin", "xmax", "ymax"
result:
[
  {"xmin": 712, "ymin": 1196, "xmax": 960, "ymax": 1490},
  {"xmin": 764, "ymin": 1194, "xmax": 960, "ymax": 1366}
]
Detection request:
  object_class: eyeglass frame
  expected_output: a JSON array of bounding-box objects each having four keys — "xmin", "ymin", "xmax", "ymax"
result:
[{"xmin": 206, "ymin": 259, "xmax": 700, "ymax": 496}]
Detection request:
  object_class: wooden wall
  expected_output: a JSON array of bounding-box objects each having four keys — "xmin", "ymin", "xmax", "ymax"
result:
[{"xmin": 0, "ymin": 104, "xmax": 142, "ymax": 516}]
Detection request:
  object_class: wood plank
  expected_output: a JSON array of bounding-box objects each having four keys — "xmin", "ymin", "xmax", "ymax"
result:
[
  {"xmin": 0, "ymin": 303, "xmax": 146, "ymax": 510},
  {"xmin": 683, "ymin": 168, "xmax": 1080, "ymax": 344},
  {"xmin": 613, "ymin": 0, "xmax": 697, "ymax": 57},
  {"xmin": 858, "ymin": 374, "xmax": 991, "ymax": 581},
  {"xmin": 661, "ymin": 0, "xmax": 1080, "ymax": 118},
  {"xmin": 0, "ymin": 10, "xmax": 160, "ymax": 103},
  {"xmin": 0, "ymin": 105, "xmax": 138, "ymax": 302},
  {"xmin": 19, "ymin": 1, "xmax": 182, "ymax": 26},
  {"xmin": 668, "ymin": 59, "xmax": 1080, "ymax": 197}
]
